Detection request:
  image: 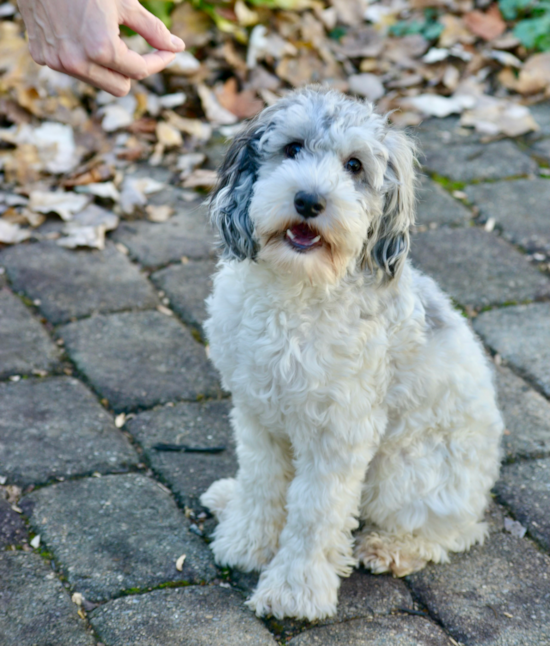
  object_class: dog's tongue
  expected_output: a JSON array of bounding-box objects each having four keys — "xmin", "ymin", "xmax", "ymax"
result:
[{"xmin": 288, "ymin": 223, "xmax": 319, "ymax": 246}]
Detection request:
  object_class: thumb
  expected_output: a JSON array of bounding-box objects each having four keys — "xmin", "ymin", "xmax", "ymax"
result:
[{"xmin": 122, "ymin": 1, "xmax": 185, "ymax": 52}]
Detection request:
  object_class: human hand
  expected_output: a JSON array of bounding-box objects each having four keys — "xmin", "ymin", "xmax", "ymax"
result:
[{"xmin": 19, "ymin": 0, "xmax": 185, "ymax": 97}]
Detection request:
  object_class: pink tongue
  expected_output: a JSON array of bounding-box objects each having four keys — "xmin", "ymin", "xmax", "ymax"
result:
[{"xmin": 290, "ymin": 224, "xmax": 316, "ymax": 245}]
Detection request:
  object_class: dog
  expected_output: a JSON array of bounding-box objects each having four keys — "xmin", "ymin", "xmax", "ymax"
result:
[{"xmin": 200, "ymin": 86, "xmax": 503, "ymax": 621}]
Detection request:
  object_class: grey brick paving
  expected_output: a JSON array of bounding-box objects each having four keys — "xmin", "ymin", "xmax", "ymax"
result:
[
  {"xmin": 422, "ymin": 140, "xmax": 538, "ymax": 183},
  {"xmin": 0, "ymin": 497, "xmax": 27, "ymax": 547},
  {"xmin": 59, "ymin": 310, "xmax": 220, "ymax": 412},
  {"xmin": 496, "ymin": 366, "xmax": 550, "ymax": 461},
  {"xmin": 21, "ymin": 474, "xmax": 217, "ymax": 602},
  {"xmin": 0, "ymin": 242, "xmax": 159, "ymax": 324},
  {"xmin": 126, "ymin": 400, "xmax": 236, "ymax": 510},
  {"xmin": 413, "ymin": 116, "xmax": 481, "ymax": 150},
  {"xmin": 0, "ymin": 551, "xmax": 95, "ymax": 646},
  {"xmin": 532, "ymin": 139, "xmax": 550, "ymax": 164},
  {"xmin": 111, "ymin": 202, "xmax": 215, "ymax": 269},
  {"xmin": 527, "ymin": 102, "xmax": 550, "ymax": 138},
  {"xmin": 474, "ymin": 303, "xmax": 550, "ymax": 398},
  {"xmin": 495, "ymin": 458, "xmax": 550, "ymax": 552},
  {"xmin": 3, "ymin": 111, "xmax": 550, "ymax": 646},
  {"xmin": 415, "ymin": 175, "xmax": 472, "ymax": 227},
  {"xmin": 407, "ymin": 505, "xmax": 550, "ymax": 646},
  {"xmin": 151, "ymin": 259, "xmax": 216, "ymax": 339},
  {"xmin": 0, "ymin": 288, "xmax": 60, "ymax": 379},
  {"xmin": 0, "ymin": 377, "xmax": 138, "ymax": 487},
  {"xmin": 465, "ymin": 179, "xmax": 550, "ymax": 252},
  {"xmin": 90, "ymin": 585, "xmax": 278, "ymax": 646},
  {"xmin": 410, "ymin": 228, "xmax": 550, "ymax": 308},
  {"xmin": 287, "ymin": 614, "xmax": 450, "ymax": 645}
]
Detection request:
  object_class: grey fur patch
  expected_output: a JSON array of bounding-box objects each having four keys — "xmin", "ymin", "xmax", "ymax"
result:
[{"xmin": 209, "ymin": 120, "xmax": 266, "ymax": 260}]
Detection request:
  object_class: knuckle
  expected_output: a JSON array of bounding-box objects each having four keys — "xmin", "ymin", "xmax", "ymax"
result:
[
  {"xmin": 58, "ymin": 53, "xmax": 82, "ymax": 76},
  {"xmin": 86, "ymin": 38, "xmax": 115, "ymax": 65},
  {"xmin": 43, "ymin": 52, "xmax": 61, "ymax": 71}
]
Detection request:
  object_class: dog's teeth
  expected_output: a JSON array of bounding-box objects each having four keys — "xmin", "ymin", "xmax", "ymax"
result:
[
  {"xmin": 311, "ymin": 235, "xmax": 321, "ymax": 243},
  {"xmin": 286, "ymin": 228, "xmax": 296, "ymax": 240}
]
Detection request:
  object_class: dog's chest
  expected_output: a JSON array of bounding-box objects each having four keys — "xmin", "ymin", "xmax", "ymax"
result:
[{"xmin": 207, "ymin": 267, "xmax": 389, "ymax": 427}]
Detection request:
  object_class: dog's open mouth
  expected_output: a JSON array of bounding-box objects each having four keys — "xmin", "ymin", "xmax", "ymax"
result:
[{"xmin": 285, "ymin": 223, "xmax": 323, "ymax": 251}]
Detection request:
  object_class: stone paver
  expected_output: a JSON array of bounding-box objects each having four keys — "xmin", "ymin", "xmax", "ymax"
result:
[
  {"xmin": 0, "ymin": 377, "xmax": 138, "ymax": 486},
  {"xmin": 90, "ymin": 585, "xmax": 277, "ymax": 646},
  {"xmin": 465, "ymin": 179, "xmax": 550, "ymax": 252},
  {"xmin": 415, "ymin": 175, "xmax": 472, "ymax": 227},
  {"xmin": 288, "ymin": 614, "xmax": 450, "ymax": 645},
  {"xmin": 126, "ymin": 399, "xmax": 236, "ymax": 509},
  {"xmin": 151, "ymin": 259, "xmax": 216, "ymax": 339},
  {"xmin": 410, "ymin": 228, "xmax": 550, "ymax": 308},
  {"xmin": 21, "ymin": 474, "xmax": 217, "ymax": 602},
  {"xmin": 111, "ymin": 202, "xmax": 215, "ymax": 269},
  {"xmin": 0, "ymin": 497, "xmax": 27, "ymax": 547},
  {"xmin": 422, "ymin": 140, "xmax": 538, "ymax": 183},
  {"xmin": 59, "ymin": 310, "xmax": 220, "ymax": 412},
  {"xmin": 0, "ymin": 551, "xmax": 95, "ymax": 646},
  {"xmin": 474, "ymin": 303, "xmax": 550, "ymax": 398},
  {"xmin": 495, "ymin": 458, "xmax": 550, "ymax": 552},
  {"xmin": 407, "ymin": 505, "xmax": 550, "ymax": 646},
  {"xmin": 532, "ymin": 139, "xmax": 550, "ymax": 164},
  {"xmin": 527, "ymin": 102, "xmax": 550, "ymax": 139},
  {"xmin": 0, "ymin": 288, "xmax": 60, "ymax": 379},
  {"xmin": 496, "ymin": 366, "xmax": 550, "ymax": 460},
  {"xmin": 413, "ymin": 116, "xmax": 481, "ymax": 150},
  {"xmin": 0, "ymin": 242, "xmax": 158, "ymax": 324}
]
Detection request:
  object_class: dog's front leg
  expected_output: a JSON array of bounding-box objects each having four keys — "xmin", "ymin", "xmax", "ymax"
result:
[
  {"xmin": 201, "ymin": 407, "xmax": 293, "ymax": 572},
  {"xmin": 247, "ymin": 420, "xmax": 383, "ymax": 621}
]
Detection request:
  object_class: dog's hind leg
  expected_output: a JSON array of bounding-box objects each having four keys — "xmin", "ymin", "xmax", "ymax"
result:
[{"xmin": 356, "ymin": 413, "xmax": 502, "ymax": 576}]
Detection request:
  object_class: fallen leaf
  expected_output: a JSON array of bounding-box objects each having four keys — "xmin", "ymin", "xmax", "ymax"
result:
[
  {"xmin": 156, "ymin": 121, "xmax": 183, "ymax": 147},
  {"xmin": 176, "ymin": 554, "xmax": 187, "ymax": 571},
  {"xmin": 504, "ymin": 517, "xmax": 527, "ymax": 538},
  {"xmin": 146, "ymin": 204, "xmax": 174, "ymax": 222},
  {"xmin": 177, "ymin": 153, "xmax": 207, "ymax": 179},
  {"xmin": 75, "ymin": 182, "xmax": 120, "ymax": 201},
  {"xmin": 165, "ymin": 51, "xmax": 201, "ymax": 75},
  {"xmin": 516, "ymin": 52, "xmax": 550, "ymax": 95},
  {"xmin": 57, "ymin": 225, "xmax": 107, "ymax": 249},
  {"xmin": 464, "ymin": 5, "xmax": 506, "ymax": 42},
  {"xmin": 215, "ymin": 77, "xmax": 264, "ymax": 119},
  {"xmin": 0, "ymin": 219, "xmax": 30, "ymax": 243},
  {"xmin": 29, "ymin": 191, "xmax": 90, "ymax": 221},
  {"xmin": 197, "ymin": 83, "xmax": 238, "ymax": 125},
  {"xmin": 403, "ymin": 93, "xmax": 475, "ymax": 117},
  {"xmin": 348, "ymin": 73, "xmax": 385, "ymax": 101},
  {"xmin": 460, "ymin": 97, "xmax": 539, "ymax": 137},
  {"xmin": 182, "ymin": 169, "xmax": 218, "ymax": 189}
]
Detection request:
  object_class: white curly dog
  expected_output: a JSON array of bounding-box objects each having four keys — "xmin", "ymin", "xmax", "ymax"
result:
[{"xmin": 200, "ymin": 86, "xmax": 503, "ymax": 621}]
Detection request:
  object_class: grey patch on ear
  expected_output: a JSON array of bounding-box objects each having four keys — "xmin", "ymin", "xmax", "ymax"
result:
[
  {"xmin": 209, "ymin": 119, "xmax": 266, "ymax": 261},
  {"xmin": 364, "ymin": 129, "xmax": 416, "ymax": 280}
]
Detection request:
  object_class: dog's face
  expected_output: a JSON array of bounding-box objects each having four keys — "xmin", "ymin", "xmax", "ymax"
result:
[{"xmin": 210, "ymin": 87, "xmax": 416, "ymax": 285}]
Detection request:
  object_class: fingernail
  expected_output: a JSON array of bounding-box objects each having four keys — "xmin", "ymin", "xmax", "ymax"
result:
[{"xmin": 171, "ymin": 35, "xmax": 185, "ymax": 50}]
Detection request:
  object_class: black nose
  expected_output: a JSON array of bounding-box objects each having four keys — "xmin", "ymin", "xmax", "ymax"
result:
[{"xmin": 294, "ymin": 191, "xmax": 326, "ymax": 218}]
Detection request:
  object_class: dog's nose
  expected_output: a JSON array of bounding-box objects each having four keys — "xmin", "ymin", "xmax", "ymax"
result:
[{"xmin": 294, "ymin": 191, "xmax": 326, "ymax": 218}]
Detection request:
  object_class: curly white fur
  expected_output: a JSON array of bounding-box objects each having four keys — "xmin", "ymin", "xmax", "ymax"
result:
[{"xmin": 200, "ymin": 87, "xmax": 503, "ymax": 621}]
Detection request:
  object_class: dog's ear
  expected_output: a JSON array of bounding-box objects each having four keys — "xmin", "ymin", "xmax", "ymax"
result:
[
  {"xmin": 367, "ymin": 129, "xmax": 416, "ymax": 279},
  {"xmin": 209, "ymin": 119, "xmax": 266, "ymax": 261}
]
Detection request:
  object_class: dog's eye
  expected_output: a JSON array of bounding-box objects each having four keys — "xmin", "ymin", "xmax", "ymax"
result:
[
  {"xmin": 285, "ymin": 142, "xmax": 303, "ymax": 159},
  {"xmin": 345, "ymin": 158, "xmax": 363, "ymax": 175}
]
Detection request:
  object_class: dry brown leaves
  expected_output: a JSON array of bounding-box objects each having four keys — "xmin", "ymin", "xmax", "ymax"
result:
[{"xmin": 0, "ymin": 0, "xmax": 548, "ymax": 248}]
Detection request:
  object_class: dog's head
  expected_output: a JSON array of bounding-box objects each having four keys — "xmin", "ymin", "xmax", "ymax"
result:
[{"xmin": 210, "ymin": 86, "xmax": 416, "ymax": 285}]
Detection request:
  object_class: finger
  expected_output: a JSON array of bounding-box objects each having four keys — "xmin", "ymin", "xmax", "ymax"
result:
[
  {"xmin": 71, "ymin": 60, "xmax": 132, "ymax": 97},
  {"xmin": 103, "ymin": 38, "xmax": 175, "ymax": 80},
  {"xmin": 122, "ymin": 2, "xmax": 184, "ymax": 52}
]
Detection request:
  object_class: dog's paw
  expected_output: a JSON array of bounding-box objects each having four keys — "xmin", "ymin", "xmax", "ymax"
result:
[
  {"xmin": 355, "ymin": 532, "xmax": 430, "ymax": 577},
  {"xmin": 200, "ymin": 478, "xmax": 236, "ymax": 518},
  {"xmin": 246, "ymin": 556, "xmax": 339, "ymax": 621}
]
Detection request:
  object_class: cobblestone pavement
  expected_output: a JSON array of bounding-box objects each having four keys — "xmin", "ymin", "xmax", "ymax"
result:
[{"xmin": 2, "ymin": 105, "xmax": 550, "ymax": 646}]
